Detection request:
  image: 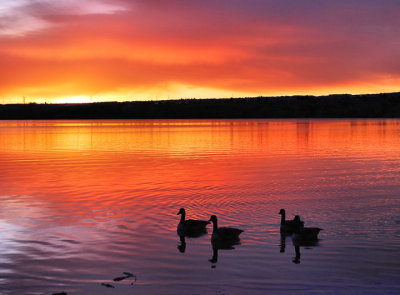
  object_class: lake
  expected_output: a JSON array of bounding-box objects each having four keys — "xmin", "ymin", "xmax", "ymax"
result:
[{"xmin": 0, "ymin": 119, "xmax": 399, "ymax": 295}]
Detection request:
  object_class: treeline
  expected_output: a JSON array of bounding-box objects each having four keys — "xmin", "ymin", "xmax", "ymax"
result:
[{"xmin": 1, "ymin": 92, "xmax": 400, "ymax": 119}]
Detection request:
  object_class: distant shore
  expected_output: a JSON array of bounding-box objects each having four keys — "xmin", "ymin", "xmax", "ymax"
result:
[{"xmin": 1, "ymin": 92, "xmax": 400, "ymax": 119}]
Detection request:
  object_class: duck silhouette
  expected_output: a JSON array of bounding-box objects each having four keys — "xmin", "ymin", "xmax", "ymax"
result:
[
  {"xmin": 292, "ymin": 215, "xmax": 323, "ymax": 241},
  {"xmin": 177, "ymin": 208, "xmax": 209, "ymax": 238},
  {"xmin": 209, "ymin": 215, "xmax": 243, "ymax": 244},
  {"xmin": 279, "ymin": 209, "xmax": 301, "ymax": 234},
  {"xmin": 208, "ymin": 216, "xmax": 243, "ymax": 268}
]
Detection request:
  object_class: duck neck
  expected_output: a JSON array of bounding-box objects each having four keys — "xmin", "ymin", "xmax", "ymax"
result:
[
  {"xmin": 280, "ymin": 213, "xmax": 286, "ymax": 225},
  {"xmin": 212, "ymin": 219, "xmax": 218, "ymax": 233},
  {"xmin": 180, "ymin": 212, "xmax": 186, "ymax": 223}
]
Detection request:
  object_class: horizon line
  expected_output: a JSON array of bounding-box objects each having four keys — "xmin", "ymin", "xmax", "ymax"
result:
[{"xmin": 2, "ymin": 91, "xmax": 400, "ymax": 106}]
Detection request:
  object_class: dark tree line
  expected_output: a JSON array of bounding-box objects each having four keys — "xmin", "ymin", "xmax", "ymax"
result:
[{"xmin": 1, "ymin": 92, "xmax": 400, "ymax": 119}]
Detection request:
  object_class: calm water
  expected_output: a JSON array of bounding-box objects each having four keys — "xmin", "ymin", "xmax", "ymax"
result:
[{"xmin": 0, "ymin": 119, "xmax": 400, "ymax": 295}]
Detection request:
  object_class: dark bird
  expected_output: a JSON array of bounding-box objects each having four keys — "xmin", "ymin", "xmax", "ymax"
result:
[
  {"xmin": 209, "ymin": 215, "xmax": 243, "ymax": 244},
  {"xmin": 279, "ymin": 209, "xmax": 301, "ymax": 233},
  {"xmin": 177, "ymin": 208, "xmax": 210, "ymax": 237},
  {"xmin": 292, "ymin": 215, "xmax": 323, "ymax": 241}
]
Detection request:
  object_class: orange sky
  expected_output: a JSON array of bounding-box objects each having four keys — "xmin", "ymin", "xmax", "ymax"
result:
[{"xmin": 0, "ymin": 0, "xmax": 399, "ymax": 103}]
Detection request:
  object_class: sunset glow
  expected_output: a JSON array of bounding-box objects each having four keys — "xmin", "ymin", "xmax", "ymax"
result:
[{"xmin": 1, "ymin": 0, "xmax": 399, "ymax": 103}]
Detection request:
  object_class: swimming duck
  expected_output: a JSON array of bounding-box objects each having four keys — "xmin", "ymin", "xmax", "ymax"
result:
[
  {"xmin": 279, "ymin": 209, "xmax": 301, "ymax": 233},
  {"xmin": 177, "ymin": 208, "xmax": 210, "ymax": 237},
  {"xmin": 292, "ymin": 215, "xmax": 323, "ymax": 241},
  {"xmin": 294, "ymin": 227, "xmax": 323, "ymax": 241},
  {"xmin": 209, "ymin": 215, "xmax": 243, "ymax": 243}
]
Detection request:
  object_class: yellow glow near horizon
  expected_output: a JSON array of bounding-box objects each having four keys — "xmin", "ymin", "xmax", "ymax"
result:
[
  {"xmin": 2, "ymin": 80, "xmax": 399, "ymax": 105},
  {"xmin": 53, "ymin": 96, "xmax": 92, "ymax": 104}
]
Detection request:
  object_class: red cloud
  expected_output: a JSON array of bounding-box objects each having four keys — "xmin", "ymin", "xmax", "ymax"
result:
[{"xmin": 1, "ymin": 0, "xmax": 399, "ymax": 101}]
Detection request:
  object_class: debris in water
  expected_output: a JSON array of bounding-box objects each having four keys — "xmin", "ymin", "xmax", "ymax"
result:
[
  {"xmin": 101, "ymin": 283, "xmax": 115, "ymax": 288},
  {"xmin": 113, "ymin": 276, "xmax": 129, "ymax": 282},
  {"xmin": 121, "ymin": 272, "xmax": 137, "ymax": 283}
]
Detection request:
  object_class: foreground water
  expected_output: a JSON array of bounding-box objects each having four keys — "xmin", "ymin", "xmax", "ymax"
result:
[{"xmin": 0, "ymin": 119, "xmax": 399, "ymax": 295}]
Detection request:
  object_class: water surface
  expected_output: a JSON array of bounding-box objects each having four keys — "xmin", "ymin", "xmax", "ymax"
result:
[{"xmin": 0, "ymin": 119, "xmax": 399, "ymax": 294}]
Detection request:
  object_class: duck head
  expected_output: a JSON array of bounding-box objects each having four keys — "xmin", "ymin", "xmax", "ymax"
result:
[
  {"xmin": 209, "ymin": 215, "xmax": 217, "ymax": 222},
  {"xmin": 177, "ymin": 208, "xmax": 185, "ymax": 215},
  {"xmin": 279, "ymin": 209, "xmax": 285, "ymax": 215}
]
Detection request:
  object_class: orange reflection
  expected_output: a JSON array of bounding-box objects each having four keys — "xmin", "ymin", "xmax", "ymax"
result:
[
  {"xmin": 1, "ymin": 119, "xmax": 399, "ymax": 157},
  {"xmin": 1, "ymin": 119, "xmax": 399, "ymax": 218},
  {"xmin": 0, "ymin": 120, "xmax": 399, "ymax": 201}
]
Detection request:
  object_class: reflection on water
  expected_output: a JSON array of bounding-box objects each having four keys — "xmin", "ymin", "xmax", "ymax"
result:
[
  {"xmin": 209, "ymin": 240, "xmax": 241, "ymax": 268},
  {"xmin": 280, "ymin": 232, "xmax": 321, "ymax": 265},
  {"xmin": 293, "ymin": 245, "xmax": 301, "ymax": 264},
  {"xmin": 0, "ymin": 119, "xmax": 400, "ymax": 294},
  {"xmin": 177, "ymin": 235, "xmax": 186, "ymax": 253}
]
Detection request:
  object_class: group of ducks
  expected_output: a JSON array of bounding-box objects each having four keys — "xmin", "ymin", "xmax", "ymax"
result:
[
  {"xmin": 278, "ymin": 208, "xmax": 323, "ymax": 240},
  {"xmin": 177, "ymin": 208, "xmax": 243, "ymax": 245},
  {"xmin": 177, "ymin": 207, "xmax": 323, "ymax": 245}
]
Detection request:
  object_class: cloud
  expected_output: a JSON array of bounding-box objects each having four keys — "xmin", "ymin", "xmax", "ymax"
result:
[
  {"xmin": 0, "ymin": 0, "xmax": 127, "ymax": 37},
  {"xmin": 0, "ymin": 0, "xmax": 48, "ymax": 36},
  {"xmin": 0, "ymin": 0, "xmax": 399, "ymax": 101}
]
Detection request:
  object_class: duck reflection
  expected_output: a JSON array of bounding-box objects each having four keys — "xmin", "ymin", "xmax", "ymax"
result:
[
  {"xmin": 279, "ymin": 232, "xmax": 320, "ymax": 264},
  {"xmin": 279, "ymin": 232, "xmax": 287, "ymax": 253},
  {"xmin": 209, "ymin": 246, "xmax": 218, "ymax": 264},
  {"xmin": 209, "ymin": 239, "xmax": 239, "ymax": 267},
  {"xmin": 290, "ymin": 236, "xmax": 320, "ymax": 264},
  {"xmin": 292, "ymin": 245, "xmax": 301, "ymax": 264},
  {"xmin": 176, "ymin": 230, "xmax": 208, "ymax": 254},
  {"xmin": 177, "ymin": 235, "xmax": 186, "ymax": 253}
]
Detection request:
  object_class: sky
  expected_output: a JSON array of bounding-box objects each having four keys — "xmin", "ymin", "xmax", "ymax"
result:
[{"xmin": 0, "ymin": 0, "xmax": 399, "ymax": 103}]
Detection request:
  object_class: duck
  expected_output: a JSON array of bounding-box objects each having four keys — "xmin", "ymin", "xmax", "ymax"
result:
[
  {"xmin": 279, "ymin": 209, "xmax": 301, "ymax": 233},
  {"xmin": 292, "ymin": 215, "xmax": 323, "ymax": 241},
  {"xmin": 294, "ymin": 227, "xmax": 323, "ymax": 241},
  {"xmin": 208, "ymin": 215, "xmax": 243, "ymax": 244},
  {"xmin": 177, "ymin": 208, "xmax": 210, "ymax": 237}
]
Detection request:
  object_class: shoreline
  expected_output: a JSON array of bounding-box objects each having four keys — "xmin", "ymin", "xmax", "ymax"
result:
[{"xmin": 1, "ymin": 92, "xmax": 400, "ymax": 120}]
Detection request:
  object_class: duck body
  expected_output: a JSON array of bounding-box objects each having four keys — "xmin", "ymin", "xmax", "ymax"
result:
[
  {"xmin": 291, "ymin": 214, "xmax": 323, "ymax": 241},
  {"xmin": 209, "ymin": 215, "xmax": 243, "ymax": 245},
  {"xmin": 212, "ymin": 227, "xmax": 243, "ymax": 242},
  {"xmin": 177, "ymin": 208, "xmax": 209, "ymax": 237},
  {"xmin": 279, "ymin": 209, "xmax": 301, "ymax": 233},
  {"xmin": 177, "ymin": 220, "xmax": 210, "ymax": 236},
  {"xmin": 294, "ymin": 227, "xmax": 322, "ymax": 241}
]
